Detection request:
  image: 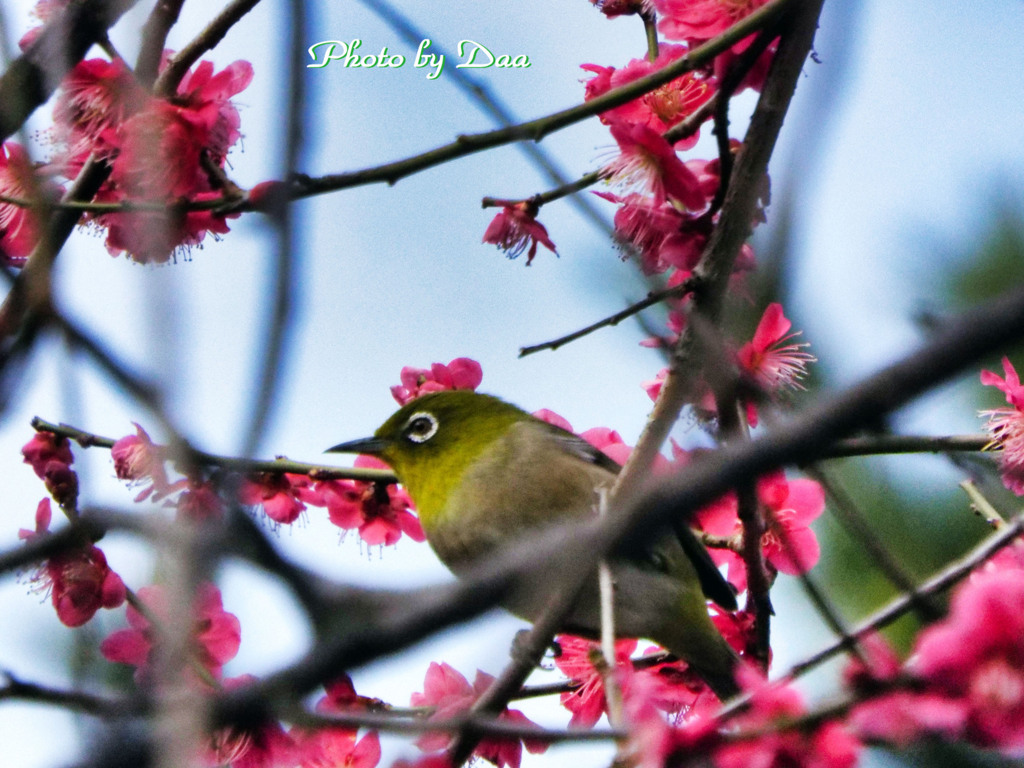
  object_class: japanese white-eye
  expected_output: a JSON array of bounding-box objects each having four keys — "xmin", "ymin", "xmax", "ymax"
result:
[{"xmin": 328, "ymin": 390, "xmax": 740, "ymax": 699}]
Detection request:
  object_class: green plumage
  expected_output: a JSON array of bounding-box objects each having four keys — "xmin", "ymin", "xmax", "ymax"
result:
[{"xmin": 329, "ymin": 390, "xmax": 740, "ymax": 700}]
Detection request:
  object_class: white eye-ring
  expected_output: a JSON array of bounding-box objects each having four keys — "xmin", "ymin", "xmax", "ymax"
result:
[{"xmin": 403, "ymin": 412, "xmax": 439, "ymax": 444}]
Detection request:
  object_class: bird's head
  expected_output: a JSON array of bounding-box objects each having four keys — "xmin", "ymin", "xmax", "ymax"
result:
[{"xmin": 326, "ymin": 390, "xmax": 527, "ymax": 520}]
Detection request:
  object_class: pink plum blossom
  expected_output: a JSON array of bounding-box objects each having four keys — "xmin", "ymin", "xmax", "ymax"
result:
[
  {"xmin": 482, "ymin": 201, "xmax": 557, "ymax": 264},
  {"xmin": 52, "ymin": 58, "xmax": 146, "ymax": 173},
  {"xmin": 696, "ymin": 471, "xmax": 824, "ymax": 592},
  {"xmin": 411, "ymin": 662, "xmax": 547, "ymax": 768},
  {"xmin": 582, "ymin": 46, "xmax": 714, "ymax": 144},
  {"xmin": 20, "ymin": 498, "xmax": 126, "ymax": 627},
  {"xmin": 101, "ymin": 582, "xmax": 241, "ymax": 682},
  {"xmin": 1, "ymin": 142, "xmax": 61, "ymax": 266},
  {"xmin": 713, "ymin": 666, "xmax": 860, "ymax": 768},
  {"xmin": 980, "ymin": 357, "xmax": 1024, "ymax": 494},
  {"xmin": 22, "ymin": 430, "xmax": 79, "ymax": 508},
  {"xmin": 239, "ymin": 473, "xmax": 318, "ymax": 525},
  {"xmin": 911, "ymin": 563, "xmax": 1024, "ymax": 753},
  {"xmin": 606, "ymin": 122, "xmax": 706, "ymax": 210},
  {"xmin": 553, "ymin": 635, "xmax": 637, "ymax": 728},
  {"xmin": 737, "ymin": 303, "xmax": 815, "ymax": 426},
  {"xmin": 88, "ymin": 57, "xmax": 252, "ymax": 263},
  {"xmin": 319, "ymin": 455, "xmax": 425, "ymax": 546},
  {"xmin": 654, "ymin": 0, "xmax": 771, "ymax": 48},
  {"xmin": 111, "ymin": 423, "xmax": 178, "ymax": 501},
  {"xmin": 391, "ymin": 358, "xmax": 483, "ymax": 405}
]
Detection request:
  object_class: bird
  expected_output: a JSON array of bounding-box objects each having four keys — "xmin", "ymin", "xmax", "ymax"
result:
[{"xmin": 328, "ymin": 389, "xmax": 740, "ymax": 699}]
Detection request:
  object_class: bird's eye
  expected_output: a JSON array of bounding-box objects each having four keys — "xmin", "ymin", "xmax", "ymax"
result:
[{"xmin": 402, "ymin": 412, "xmax": 439, "ymax": 444}]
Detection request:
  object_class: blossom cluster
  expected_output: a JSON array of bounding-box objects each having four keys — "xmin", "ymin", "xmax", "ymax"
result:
[
  {"xmin": 546, "ymin": 543, "xmax": 1024, "ymax": 767},
  {"xmin": 483, "ymin": 0, "xmax": 774, "ymax": 267},
  {"xmin": 581, "ymin": 0, "xmax": 773, "ymax": 308},
  {"xmin": 410, "ymin": 662, "xmax": 549, "ymax": 768},
  {"xmin": 643, "ymin": 301, "xmax": 815, "ymax": 427},
  {"xmin": 103, "ymin": 581, "xmax": 382, "ymax": 768},
  {"xmin": 0, "ymin": 0, "xmax": 253, "ymax": 267}
]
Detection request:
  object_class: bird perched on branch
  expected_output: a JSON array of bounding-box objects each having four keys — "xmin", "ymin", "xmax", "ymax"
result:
[{"xmin": 329, "ymin": 390, "xmax": 740, "ymax": 700}]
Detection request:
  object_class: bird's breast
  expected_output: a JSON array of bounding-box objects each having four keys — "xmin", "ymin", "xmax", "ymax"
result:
[{"xmin": 420, "ymin": 422, "xmax": 615, "ymax": 570}]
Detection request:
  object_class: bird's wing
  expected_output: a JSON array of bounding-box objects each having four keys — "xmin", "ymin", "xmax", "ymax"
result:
[
  {"xmin": 543, "ymin": 423, "xmax": 738, "ymax": 611},
  {"xmin": 547, "ymin": 430, "xmax": 623, "ymax": 475},
  {"xmin": 670, "ymin": 518, "xmax": 738, "ymax": 611}
]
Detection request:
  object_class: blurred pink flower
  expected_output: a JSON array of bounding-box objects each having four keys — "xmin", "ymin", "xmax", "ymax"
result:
[
  {"xmin": 101, "ymin": 583, "xmax": 241, "ymax": 681},
  {"xmin": 912, "ymin": 564, "xmax": 1024, "ymax": 753},
  {"xmin": 554, "ymin": 635, "xmax": 637, "ymax": 728},
  {"xmin": 411, "ymin": 662, "xmax": 547, "ymax": 767},
  {"xmin": 20, "ymin": 498, "xmax": 126, "ymax": 627},
  {"xmin": 1, "ymin": 142, "xmax": 61, "ymax": 266},
  {"xmin": 714, "ymin": 665, "xmax": 860, "ymax": 768}
]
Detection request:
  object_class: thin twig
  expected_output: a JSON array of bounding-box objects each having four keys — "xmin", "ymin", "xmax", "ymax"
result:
[
  {"xmin": 30, "ymin": 416, "xmax": 396, "ymax": 483},
  {"xmin": 0, "ymin": 0, "xmax": 140, "ymax": 141},
  {"xmin": 596, "ymin": 488, "xmax": 623, "ymax": 727},
  {"xmin": 0, "ymin": 192, "xmax": 228, "ymax": 214},
  {"xmin": 704, "ymin": 23, "xmax": 781, "ymax": 220},
  {"xmin": 819, "ymin": 434, "xmax": 989, "ymax": 458},
  {"xmin": 485, "ymin": 93, "xmax": 721, "ymax": 215},
  {"xmin": 959, "ymin": 479, "xmax": 1009, "ymax": 529},
  {"xmin": 642, "ymin": 10, "xmax": 659, "ymax": 61},
  {"xmin": 0, "ymin": 673, "xmax": 145, "ymax": 718},
  {"xmin": 290, "ymin": 706, "xmax": 621, "ymax": 742},
  {"xmin": 444, "ymin": 574, "xmax": 595, "ymax": 765},
  {"xmin": 762, "ymin": 503, "xmax": 867, "ymax": 668},
  {"xmin": 359, "ymin": 0, "xmax": 615, "ymax": 238},
  {"xmin": 519, "ymin": 276, "xmax": 698, "ymax": 357}
]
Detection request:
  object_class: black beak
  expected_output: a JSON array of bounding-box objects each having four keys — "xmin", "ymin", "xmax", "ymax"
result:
[{"xmin": 325, "ymin": 437, "xmax": 390, "ymax": 455}]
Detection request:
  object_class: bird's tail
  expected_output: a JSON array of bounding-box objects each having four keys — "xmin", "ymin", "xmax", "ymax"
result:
[
  {"xmin": 656, "ymin": 602, "xmax": 742, "ymax": 702},
  {"xmin": 683, "ymin": 637, "xmax": 741, "ymax": 701}
]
